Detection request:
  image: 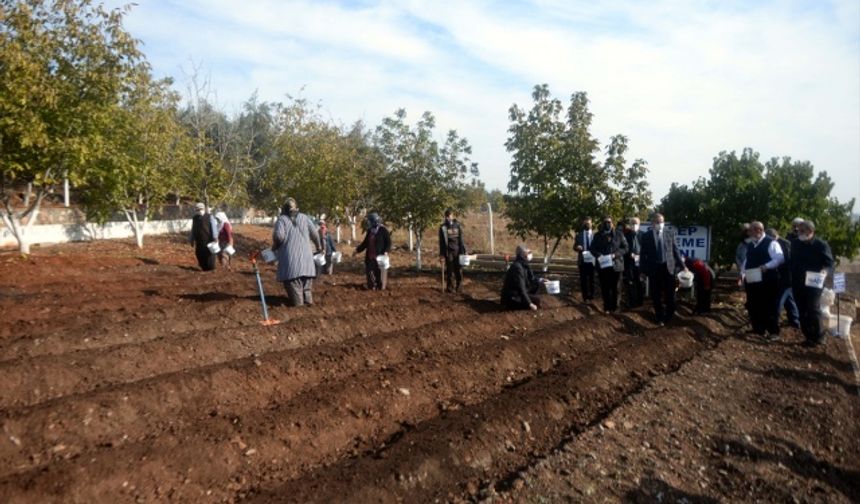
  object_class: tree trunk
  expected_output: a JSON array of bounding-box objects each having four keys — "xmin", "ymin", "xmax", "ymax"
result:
[
  {"xmin": 350, "ymin": 215, "xmax": 357, "ymax": 244},
  {"xmin": 408, "ymin": 224, "xmax": 414, "ymax": 251},
  {"xmin": 543, "ymin": 235, "xmax": 549, "ymax": 271},
  {"xmin": 415, "ymin": 230, "xmax": 423, "ymax": 271},
  {"xmin": 2, "ymin": 187, "xmax": 45, "ymax": 254},
  {"xmin": 546, "ymin": 236, "xmax": 563, "ymax": 272},
  {"xmin": 336, "ymin": 225, "xmax": 341, "ymax": 243}
]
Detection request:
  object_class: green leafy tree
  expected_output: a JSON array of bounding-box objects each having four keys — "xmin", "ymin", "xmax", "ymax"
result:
[
  {"xmin": 373, "ymin": 109, "xmax": 478, "ymax": 269},
  {"xmin": 660, "ymin": 148, "xmax": 859, "ymax": 268},
  {"xmin": 77, "ymin": 75, "xmax": 187, "ymax": 248},
  {"xmin": 0, "ymin": 0, "xmax": 144, "ymax": 253}
]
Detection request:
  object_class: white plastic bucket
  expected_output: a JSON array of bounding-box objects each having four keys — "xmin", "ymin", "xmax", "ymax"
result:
[
  {"xmin": 459, "ymin": 254, "xmax": 471, "ymax": 266},
  {"xmin": 376, "ymin": 254, "xmax": 390, "ymax": 270},
  {"xmin": 598, "ymin": 254, "xmax": 613, "ymax": 269},
  {"xmin": 313, "ymin": 253, "xmax": 327, "ymax": 266},
  {"xmin": 332, "ymin": 251, "xmax": 343, "ymax": 264},
  {"xmin": 677, "ymin": 270, "xmax": 694, "ymax": 289},
  {"xmin": 206, "ymin": 241, "xmax": 220, "ymax": 254},
  {"xmin": 744, "ymin": 268, "xmax": 762, "ymax": 284},
  {"xmin": 828, "ymin": 315, "xmax": 853, "ymax": 337},
  {"xmin": 545, "ymin": 280, "xmax": 561, "ymax": 295},
  {"xmin": 222, "ymin": 244, "xmax": 236, "ymax": 256},
  {"xmin": 261, "ymin": 249, "xmax": 277, "ymax": 263}
]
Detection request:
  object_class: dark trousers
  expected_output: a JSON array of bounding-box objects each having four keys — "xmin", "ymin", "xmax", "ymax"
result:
[
  {"xmin": 598, "ymin": 267, "xmax": 620, "ymax": 312},
  {"xmin": 794, "ymin": 285, "xmax": 824, "ymax": 343},
  {"xmin": 365, "ymin": 260, "xmax": 387, "ymax": 290},
  {"xmin": 624, "ymin": 265, "xmax": 644, "ymax": 308},
  {"xmin": 649, "ymin": 267, "xmax": 677, "ymax": 323},
  {"xmin": 194, "ymin": 245, "xmax": 216, "ymax": 271},
  {"xmin": 445, "ymin": 251, "xmax": 463, "ymax": 291},
  {"xmin": 695, "ymin": 286, "xmax": 712, "ymax": 313},
  {"xmin": 745, "ymin": 278, "xmax": 779, "ymax": 335},
  {"xmin": 579, "ymin": 262, "xmax": 596, "ymax": 301}
]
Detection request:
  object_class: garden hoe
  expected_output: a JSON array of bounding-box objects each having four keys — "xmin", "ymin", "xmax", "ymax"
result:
[{"xmin": 249, "ymin": 251, "xmax": 281, "ymax": 326}]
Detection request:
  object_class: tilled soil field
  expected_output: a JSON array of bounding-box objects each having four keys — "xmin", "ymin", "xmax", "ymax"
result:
[{"xmin": 0, "ymin": 225, "xmax": 858, "ymax": 503}]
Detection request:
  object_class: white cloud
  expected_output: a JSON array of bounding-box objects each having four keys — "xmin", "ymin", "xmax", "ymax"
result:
[{"xmin": 113, "ymin": 0, "xmax": 860, "ymax": 208}]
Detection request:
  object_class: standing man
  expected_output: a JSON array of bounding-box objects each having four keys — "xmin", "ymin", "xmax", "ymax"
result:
[
  {"xmin": 790, "ymin": 220, "xmax": 834, "ymax": 347},
  {"xmin": 588, "ymin": 216, "xmax": 628, "ymax": 314},
  {"xmin": 786, "ymin": 217, "xmax": 804, "ymax": 241},
  {"xmin": 623, "ymin": 217, "xmax": 644, "ymax": 308},
  {"xmin": 272, "ymin": 198, "xmax": 322, "ymax": 307},
  {"xmin": 438, "ymin": 207, "xmax": 466, "ymax": 293},
  {"xmin": 355, "ymin": 212, "xmax": 391, "ymax": 291},
  {"xmin": 740, "ymin": 221, "xmax": 784, "ymax": 340},
  {"xmin": 766, "ymin": 228, "xmax": 799, "ymax": 329},
  {"xmin": 317, "ymin": 214, "xmax": 336, "ymax": 276},
  {"xmin": 574, "ymin": 218, "xmax": 596, "ymax": 302},
  {"xmin": 190, "ymin": 202, "xmax": 217, "ymax": 271},
  {"xmin": 639, "ymin": 213, "xmax": 687, "ymax": 326}
]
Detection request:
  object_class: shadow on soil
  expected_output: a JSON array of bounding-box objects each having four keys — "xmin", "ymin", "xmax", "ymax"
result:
[
  {"xmin": 714, "ymin": 436, "xmax": 860, "ymax": 501},
  {"xmin": 739, "ymin": 364, "xmax": 858, "ymax": 396},
  {"xmin": 624, "ymin": 476, "xmax": 719, "ymax": 503}
]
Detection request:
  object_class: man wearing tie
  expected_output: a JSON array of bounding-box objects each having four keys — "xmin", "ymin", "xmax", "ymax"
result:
[
  {"xmin": 639, "ymin": 213, "xmax": 687, "ymax": 326},
  {"xmin": 742, "ymin": 221, "xmax": 785, "ymax": 340},
  {"xmin": 574, "ymin": 218, "xmax": 596, "ymax": 302}
]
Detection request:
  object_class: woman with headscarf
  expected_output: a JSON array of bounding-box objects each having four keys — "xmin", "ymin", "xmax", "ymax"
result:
[
  {"xmin": 588, "ymin": 215, "xmax": 628, "ymax": 313},
  {"xmin": 215, "ymin": 211, "xmax": 234, "ymax": 271},
  {"xmin": 317, "ymin": 214, "xmax": 337, "ymax": 276},
  {"xmin": 272, "ymin": 198, "xmax": 323, "ymax": 306},
  {"xmin": 354, "ymin": 212, "xmax": 391, "ymax": 290},
  {"xmin": 501, "ymin": 244, "xmax": 543, "ymax": 310}
]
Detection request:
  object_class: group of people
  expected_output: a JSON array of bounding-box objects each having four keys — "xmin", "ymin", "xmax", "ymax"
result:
[
  {"xmin": 190, "ymin": 202, "xmax": 234, "ymax": 272},
  {"xmin": 737, "ymin": 218, "xmax": 834, "ymax": 347}
]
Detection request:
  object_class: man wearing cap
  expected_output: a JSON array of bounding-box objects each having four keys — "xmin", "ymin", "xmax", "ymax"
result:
[
  {"xmin": 272, "ymin": 198, "xmax": 322, "ymax": 307},
  {"xmin": 189, "ymin": 203, "xmax": 218, "ymax": 271},
  {"xmin": 790, "ymin": 220, "xmax": 834, "ymax": 347},
  {"xmin": 740, "ymin": 221, "xmax": 784, "ymax": 340},
  {"xmin": 439, "ymin": 208, "xmax": 467, "ymax": 293}
]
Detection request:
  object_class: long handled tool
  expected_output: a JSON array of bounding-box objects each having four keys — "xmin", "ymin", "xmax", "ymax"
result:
[{"xmin": 250, "ymin": 251, "xmax": 281, "ymax": 326}]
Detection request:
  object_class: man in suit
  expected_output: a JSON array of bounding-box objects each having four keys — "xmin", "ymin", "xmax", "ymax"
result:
[
  {"xmin": 622, "ymin": 217, "xmax": 644, "ymax": 308},
  {"xmin": 639, "ymin": 213, "xmax": 687, "ymax": 326},
  {"xmin": 741, "ymin": 221, "xmax": 785, "ymax": 340},
  {"xmin": 439, "ymin": 207, "xmax": 467, "ymax": 293},
  {"xmin": 573, "ymin": 218, "xmax": 596, "ymax": 301}
]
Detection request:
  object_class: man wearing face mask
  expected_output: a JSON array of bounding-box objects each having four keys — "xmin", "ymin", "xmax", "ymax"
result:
[
  {"xmin": 790, "ymin": 220, "xmax": 834, "ymax": 347},
  {"xmin": 639, "ymin": 213, "xmax": 687, "ymax": 326},
  {"xmin": 189, "ymin": 202, "xmax": 218, "ymax": 271},
  {"xmin": 740, "ymin": 221, "xmax": 785, "ymax": 340},
  {"xmin": 573, "ymin": 218, "xmax": 596, "ymax": 302},
  {"xmin": 501, "ymin": 244, "xmax": 542, "ymax": 310},
  {"xmin": 354, "ymin": 212, "xmax": 391, "ymax": 291},
  {"xmin": 439, "ymin": 208, "xmax": 467, "ymax": 293},
  {"xmin": 623, "ymin": 217, "xmax": 644, "ymax": 308},
  {"xmin": 588, "ymin": 216, "xmax": 628, "ymax": 313},
  {"xmin": 786, "ymin": 217, "xmax": 804, "ymax": 241}
]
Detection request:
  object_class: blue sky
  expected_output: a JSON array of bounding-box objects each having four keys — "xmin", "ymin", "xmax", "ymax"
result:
[{"xmin": 106, "ymin": 0, "xmax": 860, "ymax": 208}]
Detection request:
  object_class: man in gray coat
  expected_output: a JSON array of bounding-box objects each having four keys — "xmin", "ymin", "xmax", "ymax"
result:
[{"xmin": 272, "ymin": 198, "xmax": 322, "ymax": 307}]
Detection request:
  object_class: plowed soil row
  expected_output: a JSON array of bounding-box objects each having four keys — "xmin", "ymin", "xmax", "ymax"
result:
[{"xmin": 1, "ymin": 226, "xmax": 857, "ymax": 503}]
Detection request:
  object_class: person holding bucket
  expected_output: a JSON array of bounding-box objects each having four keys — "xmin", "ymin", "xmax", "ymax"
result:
[
  {"xmin": 588, "ymin": 216, "xmax": 628, "ymax": 314},
  {"xmin": 354, "ymin": 212, "xmax": 391, "ymax": 290},
  {"xmin": 789, "ymin": 220, "xmax": 834, "ymax": 347},
  {"xmin": 501, "ymin": 245, "xmax": 543, "ymax": 310},
  {"xmin": 272, "ymin": 198, "xmax": 323, "ymax": 307},
  {"xmin": 317, "ymin": 214, "xmax": 337, "ymax": 276},
  {"xmin": 739, "ymin": 221, "xmax": 784, "ymax": 340},
  {"xmin": 639, "ymin": 212, "xmax": 687, "ymax": 326},
  {"xmin": 574, "ymin": 218, "xmax": 596, "ymax": 302},
  {"xmin": 438, "ymin": 207, "xmax": 467, "ymax": 293},
  {"xmin": 189, "ymin": 202, "xmax": 218, "ymax": 271},
  {"xmin": 215, "ymin": 211, "xmax": 234, "ymax": 271}
]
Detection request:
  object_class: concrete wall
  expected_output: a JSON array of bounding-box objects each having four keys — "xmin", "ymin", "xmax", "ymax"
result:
[{"xmin": 0, "ymin": 219, "xmax": 192, "ymax": 249}]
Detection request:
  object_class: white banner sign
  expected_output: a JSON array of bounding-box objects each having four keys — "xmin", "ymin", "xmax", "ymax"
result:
[
  {"xmin": 833, "ymin": 272, "xmax": 846, "ymax": 294},
  {"xmin": 639, "ymin": 223, "xmax": 712, "ymax": 261}
]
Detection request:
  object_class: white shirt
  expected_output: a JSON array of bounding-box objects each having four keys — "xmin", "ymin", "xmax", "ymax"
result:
[{"xmin": 740, "ymin": 238, "xmax": 785, "ymax": 271}]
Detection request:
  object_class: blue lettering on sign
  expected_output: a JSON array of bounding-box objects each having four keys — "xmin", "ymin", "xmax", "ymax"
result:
[
  {"xmin": 676, "ymin": 227, "xmax": 698, "ymax": 236},
  {"xmin": 680, "ymin": 238, "xmax": 697, "ymax": 247},
  {"xmin": 696, "ymin": 238, "xmax": 706, "ymax": 247}
]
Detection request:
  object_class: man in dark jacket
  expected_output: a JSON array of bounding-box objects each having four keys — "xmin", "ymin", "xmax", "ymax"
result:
[
  {"xmin": 790, "ymin": 220, "xmax": 834, "ymax": 347},
  {"xmin": 766, "ymin": 228, "xmax": 799, "ymax": 328},
  {"xmin": 741, "ymin": 221, "xmax": 784, "ymax": 340},
  {"xmin": 639, "ymin": 213, "xmax": 687, "ymax": 326},
  {"xmin": 588, "ymin": 216, "xmax": 628, "ymax": 313},
  {"xmin": 439, "ymin": 208, "xmax": 467, "ymax": 293},
  {"xmin": 622, "ymin": 217, "xmax": 644, "ymax": 308},
  {"xmin": 354, "ymin": 212, "xmax": 391, "ymax": 290},
  {"xmin": 573, "ymin": 218, "xmax": 596, "ymax": 302},
  {"xmin": 501, "ymin": 245, "xmax": 542, "ymax": 310},
  {"xmin": 189, "ymin": 202, "xmax": 217, "ymax": 271}
]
